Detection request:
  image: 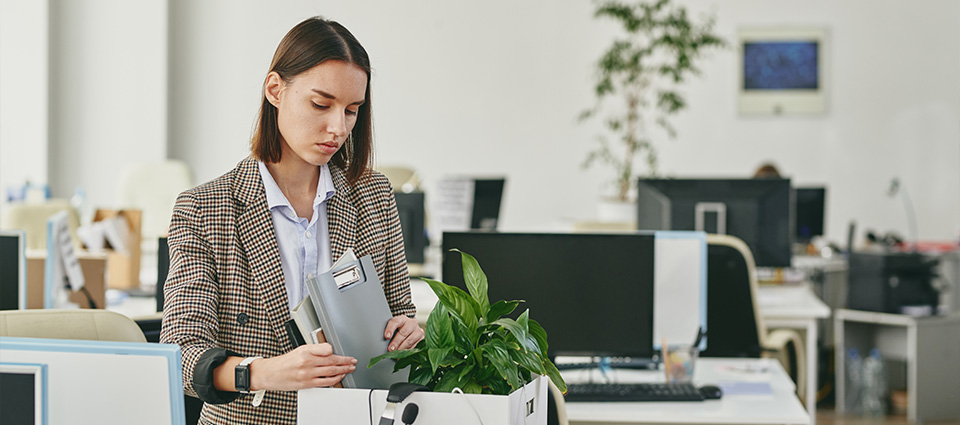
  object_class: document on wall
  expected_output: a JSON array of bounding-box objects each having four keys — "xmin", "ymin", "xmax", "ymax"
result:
[{"xmin": 432, "ymin": 177, "xmax": 475, "ymax": 237}]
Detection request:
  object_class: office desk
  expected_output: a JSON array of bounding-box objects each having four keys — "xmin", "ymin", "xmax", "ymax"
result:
[
  {"xmin": 757, "ymin": 283, "xmax": 829, "ymax": 422},
  {"xmin": 563, "ymin": 358, "xmax": 809, "ymax": 425},
  {"xmin": 834, "ymin": 309, "xmax": 960, "ymax": 424}
]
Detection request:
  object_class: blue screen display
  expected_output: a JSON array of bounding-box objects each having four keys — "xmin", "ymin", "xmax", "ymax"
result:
[{"xmin": 743, "ymin": 41, "xmax": 819, "ymax": 90}]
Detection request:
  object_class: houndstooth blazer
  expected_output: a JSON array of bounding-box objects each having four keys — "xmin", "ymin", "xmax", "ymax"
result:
[{"xmin": 160, "ymin": 157, "xmax": 416, "ymax": 425}]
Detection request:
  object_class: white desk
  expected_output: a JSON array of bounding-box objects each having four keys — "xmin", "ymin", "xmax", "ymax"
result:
[
  {"xmin": 563, "ymin": 358, "xmax": 809, "ymax": 425},
  {"xmin": 757, "ymin": 283, "xmax": 830, "ymax": 424}
]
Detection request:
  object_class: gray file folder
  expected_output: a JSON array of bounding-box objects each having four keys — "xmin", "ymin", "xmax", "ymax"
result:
[{"xmin": 305, "ymin": 254, "xmax": 407, "ymax": 389}]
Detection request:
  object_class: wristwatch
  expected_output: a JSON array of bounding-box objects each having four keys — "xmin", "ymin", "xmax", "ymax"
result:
[{"xmin": 235, "ymin": 357, "xmax": 261, "ymax": 393}]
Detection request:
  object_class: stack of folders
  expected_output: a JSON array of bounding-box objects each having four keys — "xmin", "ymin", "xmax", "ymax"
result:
[{"xmin": 285, "ymin": 248, "xmax": 407, "ymax": 389}]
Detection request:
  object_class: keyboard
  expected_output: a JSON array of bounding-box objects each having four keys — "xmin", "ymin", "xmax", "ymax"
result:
[{"xmin": 565, "ymin": 382, "xmax": 705, "ymax": 402}]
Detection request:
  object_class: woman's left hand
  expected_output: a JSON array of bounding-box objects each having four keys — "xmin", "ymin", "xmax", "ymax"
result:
[{"xmin": 383, "ymin": 315, "xmax": 424, "ymax": 351}]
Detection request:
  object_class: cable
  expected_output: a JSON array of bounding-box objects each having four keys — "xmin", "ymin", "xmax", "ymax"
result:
[
  {"xmin": 368, "ymin": 388, "xmax": 376, "ymax": 425},
  {"xmin": 78, "ymin": 286, "xmax": 98, "ymax": 309},
  {"xmin": 452, "ymin": 387, "xmax": 485, "ymax": 425}
]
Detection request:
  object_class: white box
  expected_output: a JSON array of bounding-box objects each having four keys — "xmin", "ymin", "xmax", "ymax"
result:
[{"xmin": 298, "ymin": 375, "xmax": 547, "ymax": 425}]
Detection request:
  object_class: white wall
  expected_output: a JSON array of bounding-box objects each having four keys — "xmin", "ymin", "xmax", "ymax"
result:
[
  {"xmin": 47, "ymin": 0, "xmax": 168, "ymax": 209},
  {"xmin": 167, "ymin": 0, "xmax": 960, "ymax": 244},
  {"xmin": 0, "ymin": 0, "xmax": 48, "ymax": 208},
  {"xmin": 3, "ymin": 0, "xmax": 958, "ymax": 245}
]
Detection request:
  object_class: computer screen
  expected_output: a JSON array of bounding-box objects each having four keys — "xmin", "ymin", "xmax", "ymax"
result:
[
  {"xmin": 795, "ymin": 187, "xmax": 826, "ymax": 242},
  {"xmin": 394, "ymin": 192, "xmax": 428, "ymax": 264},
  {"xmin": 0, "ymin": 336, "xmax": 185, "ymax": 425},
  {"xmin": 0, "ymin": 363, "xmax": 45, "ymax": 425},
  {"xmin": 441, "ymin": 232, "xmax": 655, "ymax": 358},
  {"xmin": 637, "ymin": 178, "xmax": 793, "ymax": 267},
  {"xmin": 0, "ymin": 231, "xmax": 27, "ymax": 310},
  {"xmin": 470, "ymin": 179, "xmax": 505, "ymax": 231},
  {"xmin": 157, "ymin": 236, "xmax": 169, "ymax": 311}
]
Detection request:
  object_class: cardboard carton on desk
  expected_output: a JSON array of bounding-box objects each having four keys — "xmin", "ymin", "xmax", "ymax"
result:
[
  {"xmin": 91, "ymin": 209, "xmax": 142, "ymax": 290},
  {"xmin": 26, "ymin": 251, "xmax": 108, "ymax": 309},
  {"xmin": 298, "ymin": 375, "xmax": 546, "ymax": 425}
]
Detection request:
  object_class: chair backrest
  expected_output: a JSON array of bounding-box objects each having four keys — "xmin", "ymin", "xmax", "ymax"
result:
[
  {"xmin": 546, "ymin": 378, "xmax": 569, "ymax": 425},
  {"xmin": 0, "ymin": 199, "xmax": 81, "ymax": 250},
  {"xmin": 701, "ymin": 234, "xmax": 766, "ymax": 358},
  {"xmin": 116, "ymin": 160, "xmax": 193, "ymax": 241},
  {"xmin": 377, "ymin": 165, "xmax": 421, "ymax": 192},
  {"xmin": 0, "ymin": 309, "xmax": 146, "ymax": 342}
]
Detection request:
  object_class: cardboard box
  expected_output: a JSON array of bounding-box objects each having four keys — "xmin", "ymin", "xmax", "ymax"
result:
[
  {"xmin": 92, "ymin": 209, "xmax": 142, "ymax": 289},
  {"xmin": 297, "ymin": 375, "xmax": 546, "ymax": 425},
  {"xmin": 26, "ymin": 251, "xmax": 108, "ymax": 309}
]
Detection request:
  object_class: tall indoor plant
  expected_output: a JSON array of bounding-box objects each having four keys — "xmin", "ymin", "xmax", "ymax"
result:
[
  {"xmin": 581, "ymin": 0, "xmax": 725, "ymax": 202},
  {"xmin": 370, "ymin": 250, "xmax": 566, "ymax": 395}
]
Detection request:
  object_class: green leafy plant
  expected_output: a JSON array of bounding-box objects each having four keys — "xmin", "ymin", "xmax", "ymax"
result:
[
  {"xmin": 580, "ymin": 0, "xmax": 725, "ymax": 201},
  {"xmin": 370, "ymin": 250, "xmax": 566, "ymax": 395}
]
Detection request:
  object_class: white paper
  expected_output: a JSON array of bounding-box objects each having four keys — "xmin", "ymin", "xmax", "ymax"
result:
[
  {"xmin": 433, "ymin": 178, "xmax": 475, "ymax": 236},
  {"xmin": 55, "ymin": 217, "xmax": 85, "ymax": 291}
]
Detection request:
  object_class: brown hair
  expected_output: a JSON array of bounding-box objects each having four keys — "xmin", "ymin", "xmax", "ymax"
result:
[{"xmin": 251, "ymin": 17, "xmax": 373, "ymax": 186}]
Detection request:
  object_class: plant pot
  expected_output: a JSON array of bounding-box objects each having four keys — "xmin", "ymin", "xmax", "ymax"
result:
[{"xmin": 596, "ymin": 197, "xmax": 637, "ymax": 225}]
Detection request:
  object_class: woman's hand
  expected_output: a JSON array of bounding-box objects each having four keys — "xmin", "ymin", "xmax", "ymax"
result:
[
  {"xmin": 250, "ymin": 343, "xmax": 357, "ymax": 391},
  {"xmin": 384, "ymin": 315, "xmax": 424, "ymax": 351}
]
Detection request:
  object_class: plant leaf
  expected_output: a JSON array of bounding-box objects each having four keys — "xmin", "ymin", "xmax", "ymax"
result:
[
  {"xmin": 481, "ymin": 339, "xmax": 522, "ymax": 391},
  {"xmin": 485, "ymin": 300, "xmax": 521, "ymax": 323},
  {"xmin": 425, "ymin": 301, "xmax": 455, "ymax": 350},
  {"xmin": 528, "ymin": 319, "xmax": 549, "ymax": 355},
  {"xmin": 428, "ymin": 347, "xmax": 453, "ymax": 373},
  {"xmin": 368, "ymin": 348, "xmax": 420, "ymax": 368},
  {"xmin": 510, "ymin": 346, "xmax": 546, "ymax": 376},
  {"xmin": 409, "ymin": 364, "xmax": 434, "ymax": 387},
  {"xmin": 542, "ymin": 358, "xmax": 567, "ymax": 394},
  {"xmin": 492, "ymin": 314, "xmax": 538, "ymax": 353},
  {"xmin": 453, "ymin": 249, "xmax": 490, "ymax": 317},
  {"xmin": 423, "ymin": 277, "xmax": 479, "ymax": 327}
]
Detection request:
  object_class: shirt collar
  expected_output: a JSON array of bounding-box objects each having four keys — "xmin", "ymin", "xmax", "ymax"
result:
[{"xmin": 258, "ymin": 161, "xmax": 337, "ymax": 211}]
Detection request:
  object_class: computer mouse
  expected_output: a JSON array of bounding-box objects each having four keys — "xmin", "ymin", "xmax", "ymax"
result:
[{"xmin": 699, "ymin": 385, "xmax": 722, "ymax": 400}]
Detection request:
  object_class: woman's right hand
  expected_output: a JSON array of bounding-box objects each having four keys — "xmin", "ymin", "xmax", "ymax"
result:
[{"xmin": 250, "ymin": 343, "xmax": 357, "ymax": 391}]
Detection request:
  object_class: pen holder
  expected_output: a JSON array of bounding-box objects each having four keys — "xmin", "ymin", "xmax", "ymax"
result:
[{"xmin": 665, "ymin": 345, "xmax": 699, "ymax": 383}]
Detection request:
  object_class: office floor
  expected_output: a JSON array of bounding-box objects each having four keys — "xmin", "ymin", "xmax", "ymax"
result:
[{"xmin": 817, "ymin": 409, "xmax": 960, "ymax": 425}]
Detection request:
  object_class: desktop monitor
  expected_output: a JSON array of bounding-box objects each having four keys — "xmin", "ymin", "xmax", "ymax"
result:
[
  {"xmin": 794, "ymin": 187, "xmax": 826, "ymax": 242},
  {"xmin": 394, "ymin": 192, "xmax": 428, "ymax": 264},
  {"xmin": 441, "ymin": 232, "xmax": 655, "ymax": 358},
  {"xmin": 0, "ymin": 363, "xmax": 46, "ymax": 425},
  {"xmin": 637, "ymin": 178, "xmax": 793, "ymax": 267},
  {"xmin": 0, "ymin": 336, "xmax": 185, "ymax": 425},
  {"xmin": 471, "ymin": 179, "xmax": 505, "ymax": 231},
  {"xmin": 1, "ymin": 230, "xmax": 27, "ymax": 310},
  {"xmin": 157, "ymin": 236, "xmax": 170, "ymax": 311}
]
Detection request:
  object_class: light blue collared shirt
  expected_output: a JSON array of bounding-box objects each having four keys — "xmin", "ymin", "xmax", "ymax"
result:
[{"xmin": 258, "ymin": 161, "xmax": 336, "ymax": 309}]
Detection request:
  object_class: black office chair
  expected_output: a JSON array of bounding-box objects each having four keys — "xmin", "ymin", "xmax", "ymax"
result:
[{"xmin": 700, "ymin": 234, "xmax": 806, "ymax": 401}]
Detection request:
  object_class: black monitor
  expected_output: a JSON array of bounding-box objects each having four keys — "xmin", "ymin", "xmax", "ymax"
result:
[
  {"xmin": 394, "ymin": 192, "xmax": 428, "ymax": 264},
  {"xmin": 471, "ymin": 179, "xmax": 505, "ymax": 231},
  {"xmin": 637, "ymin": 178, "xmax": 793, "ymax": 267},
  {"xmin": 1, "ymin": 231, "xmax": 26, "ymax": 310},
  {"xmin": 441, "ymin": 232, "xmax": 655, "ymax": 358},
  {"xmin": 0, "ymin": 363, "xmax": 44, "ymax": 424},
  {"xmin": 795, "ymin": 187, "xmax": 826, "ymax": 242},
  {"xmin": 157, "ymin": 236, "xmax": 169, "ymax": 312}
]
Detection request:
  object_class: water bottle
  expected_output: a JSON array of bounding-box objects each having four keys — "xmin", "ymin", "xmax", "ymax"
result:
[
  {"xmin": 861, "ymin": 349, "xmax": 887, "ymax": 418},
  {"xmin": 845, "ymin": 348, "xmax": 863, "ymax": 414}
]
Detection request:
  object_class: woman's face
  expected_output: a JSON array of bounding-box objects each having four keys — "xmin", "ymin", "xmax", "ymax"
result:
[{"xmin": 268, "ymin": 60, "xmax": 367, "ymax": 167}]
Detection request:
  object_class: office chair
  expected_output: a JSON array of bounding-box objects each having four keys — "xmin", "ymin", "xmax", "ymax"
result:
[
  {"xmin": 0, "ymin": 309, "xmax": 146, "ymax": 342},
  {"xmin": 701, "ymin": 234, "xmax": 807, "ymax": 402},
  {"xmin": 547, "ymin": 378, "xmax": 569, "ymax": 425},
  {"xmin": 377, "ymin": 165, "xmax": 421, "ymax": 193},
  {"xmin": 0, "ymin": 199, "xmax": 82, "ymax": 250}
]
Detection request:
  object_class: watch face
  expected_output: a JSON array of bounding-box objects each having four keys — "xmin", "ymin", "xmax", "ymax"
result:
[{"xmin": 235, "ymin": 365, "xmax": 250, "ymax": 392}]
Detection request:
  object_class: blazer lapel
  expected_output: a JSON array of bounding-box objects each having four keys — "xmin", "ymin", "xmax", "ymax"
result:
[
  {"xmin": 327, "ymin": 165, "xmax": 356, "ymax": 261},
  {"xmin": 233, "ymin": 158, "xmax": 293, "ymax": 348}
]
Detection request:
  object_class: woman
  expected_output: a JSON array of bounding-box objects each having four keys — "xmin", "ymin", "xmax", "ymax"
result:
[{"xmin": 160, "ymin": 17, "xmax": 423, "ymax": 424}]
